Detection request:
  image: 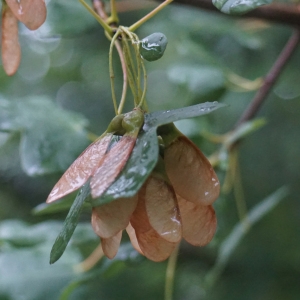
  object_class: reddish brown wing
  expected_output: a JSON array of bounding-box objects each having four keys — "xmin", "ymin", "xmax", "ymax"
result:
[
  {"xmin": 5, "ymin": 0, "xmax": 46, "ymax": 30},
  {"xmin": 164, "ymin": 135, "xmax": 220, "ymax": 206},
  {"xmin": 130, "ymin": 189, "xmax": 177, "ymax": 262},
  {"xmin": 144, "ymin": 176, "xmax": 182, "ymax": 243},
  {"xmin": 2, "ymin": 6, "xmax": 21, "ymax": 76},
  {"xmin": 101, "ymin": 231, "xmax": 122, "ymax": 259},
  {"xmin": 46, "ymin": 134, "xmax": 112, "ymax": 203},
  {"xmin": 90, "ymin": 135, "xmax": 136, "ymax": 199},
  {"xmin": 177, "ymin": 194, "xmax": 217, "ymax": 246},
  {"xmin": 91, "ymin": 195, "xmax": 138, "ymax": 239},
  {"xmin": 126, "ymin": 223, "xmax": 144, "ymax": 255}
]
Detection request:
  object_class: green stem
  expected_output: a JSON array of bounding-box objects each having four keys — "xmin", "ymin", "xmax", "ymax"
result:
[
  {"xmin": 109, "ymin": 0, "xmax": 119, "ymax": 24},
  {"xmin": 129, "ymin": 0, "xmax": 173, "ymax": 32},
  {"xmin": 115, "ymin": 40, "xmax": 128, "ymax": 114},
  {"xmin": 123, "ymin": 43, "xmax": 138, "ymax": 106},
  {"xmin": 137, "ymin": 60, "xmax": 147, "ymax": 109},
  {"xmin": 164, "ymin": 244, "xmax": 180, "ymax": 300},
  {"xmin": 109, "ymin": 28, "xmax": 121, "ymax": 114},
  {"xmin": 121, "ymin": 29, "xmax": 138, "ymax": 81},
  {"xmin": 79, "ymin": 0, "xmax": 113, "ymax": 35}
]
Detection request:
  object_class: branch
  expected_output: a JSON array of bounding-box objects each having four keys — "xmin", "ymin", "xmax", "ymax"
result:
[
  {"xmin": 155, "ymin": 0, "xmax": 300, "ymax": 27},
  {"xmin": 235, "ymin": 29, "xmax": 300, "ymax": 126}
]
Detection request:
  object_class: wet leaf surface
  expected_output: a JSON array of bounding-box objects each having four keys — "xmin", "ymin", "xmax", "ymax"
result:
[
  {"xmin": 144, "ymin": 102, "xmax": 226, "ymax": 130},
  {"xmin": 50, "ymin": 182, "xmax": 91, "ymax": 264},
  {"xmin": 93, "ymin": 128, "xmax": 159, "ymax": 206},
  {"xmin": 90, "ymin": 135, "xmax": 137, "ymax": 198},
  {"xmin": 212, "ymin": 0, "xmax": 272, "ymax": 15}
]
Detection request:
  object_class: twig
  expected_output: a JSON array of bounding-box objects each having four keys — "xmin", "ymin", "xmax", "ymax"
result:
[
  {"xmin": 235, "ymin": 29, "xmax": 300, "ymax": 127},
  {"xmin": 93, "ymin": 0, "xmax": 108, "ymax": 20},
  {"xmin": 155, "ymin": 0, "xmax": 300, "ymax": 27}
]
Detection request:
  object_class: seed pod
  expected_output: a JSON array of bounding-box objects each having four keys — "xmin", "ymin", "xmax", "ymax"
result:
[
  {"xmin": 130, "ymin": 187, "xmax": 177, "ymax": 262},
  {"xmin": 177, "ymin": 194, "xmax": 217, "ymax": 246},
  {"xmin": 101, "ymin": 231, "xmax": 122, "ymax": 259},
  {"xmin": 2, "ymin": 5, "xmax": 21, "ymax": 76},
  {"xmin": 92, "ymin": 195, "xmax": 138, "ymax": 239},
  {"xmin": 5, "ymin": 0, "xmax": 47, "ymax": 30},
  {"xmin": 159, "ymin": 123, "xmax": 220, "ymax": 206},
  {"xmin": 47, "ymin": 115, "xmax": 125, "ymax": 203},
  {"xmin": 90, "ymin": 110, "xmax": 144, "ymax": 199},
  {"xmin": 144, "ymin": 175, "xmax": 182, "ymax": 243},
  {"xmin": 126, "ymin": 223, "xmax": 143, "ymax": 255},
  {"xmin": 46, "ymin": 134, "xmax": 113, "ymax": 203},
  {"xmin": 139, "ymin": 32, "xmax": 168, "ymax": 62}
]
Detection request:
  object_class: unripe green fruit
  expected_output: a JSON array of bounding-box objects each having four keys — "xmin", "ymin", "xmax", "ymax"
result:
[{"xmin": 140, "ymin": 33, "xmax": 168, "ymax": 62}]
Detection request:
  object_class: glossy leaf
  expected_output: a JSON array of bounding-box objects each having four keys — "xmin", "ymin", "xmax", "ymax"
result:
[
  {"xmin": 144, "ymin": 176, "xmax": 182, "ymax": 243},
  {"xmin": 90, "ymin": 135, "xmax": 137, "ymax": 198},
  {"xmin": 177, "ymin": 195, "xmax": 217, "ymax": 246},
  {"xmin": 144, "ymin": 102, "xmax": 226, "ymax": 130},
  {"xmin": 92, "ymin": 128, "xmax": 159, "ymax": 206},
  {"xmin": 33, "ymin": 196, "xmax": 80, "ymax": 216},
  {"xmin": 212, "ymin": 0, "xmax": 272, "ymax": 15},
  {"xmin": 50, "ymin": 182, "xmax": 91, "ymax": 264},
  {"xmin": 47, "ymin": 134, "xmax": 112, "ymax": 203},
  {"xmin": 5, "ymin": 0, "xmax": 47, "ymax": 30},
  {"xmin": 2, "ymin": 5, "xmax": 21, "ymax": 76},
  {"xmin": 91, "ymin": 195, "xmax": 138, "ymax": 239},
  {"xmin": 0, "ymin": 97, "xmax": 89, "ymax": 176}
]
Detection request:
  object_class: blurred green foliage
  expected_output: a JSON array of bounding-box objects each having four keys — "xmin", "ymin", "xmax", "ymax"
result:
[{"xmin": 1, "ymin": 0, "xmax": 300, "ymax": 299}]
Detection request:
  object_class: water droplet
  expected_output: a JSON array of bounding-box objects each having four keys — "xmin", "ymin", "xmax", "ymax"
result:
[{"xmin": 18, "ymin": 4, "xmax": 23, "ymax": 15}]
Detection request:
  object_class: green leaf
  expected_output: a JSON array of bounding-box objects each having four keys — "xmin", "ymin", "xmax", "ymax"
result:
[
  {"xmin": 212, "ymin": 0, "xmax": 272, "ymax": 15},
  {"xmin": 0, "ymin": 96, "xmax": 89, "ymax": 176},
  {"xmin": 32, "ymin": 195, "xmax": 91, "ymax": 216},
  {"xmin": 204, "ymin": 186, "xmax": 289, "ymax": 288},
  {"xmin": 50, "ymin": 182, "xmax": 91, "ymax": 264},
  {"xmin": 0, "ymin": 220, "xmax": 93, "ymax": 300},
  {"xmin": 92, "ymin": 128, "xmax": 159, "ymax": 206},
  {"xmin": 144, "ymin": 101, "xmax": 226, "ymax": 130}
]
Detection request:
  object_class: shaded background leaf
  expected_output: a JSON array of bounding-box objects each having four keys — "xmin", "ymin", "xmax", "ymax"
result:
[{"xmin": 0, "ymin": 96, "xmax": 89, "ymax": 175}]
